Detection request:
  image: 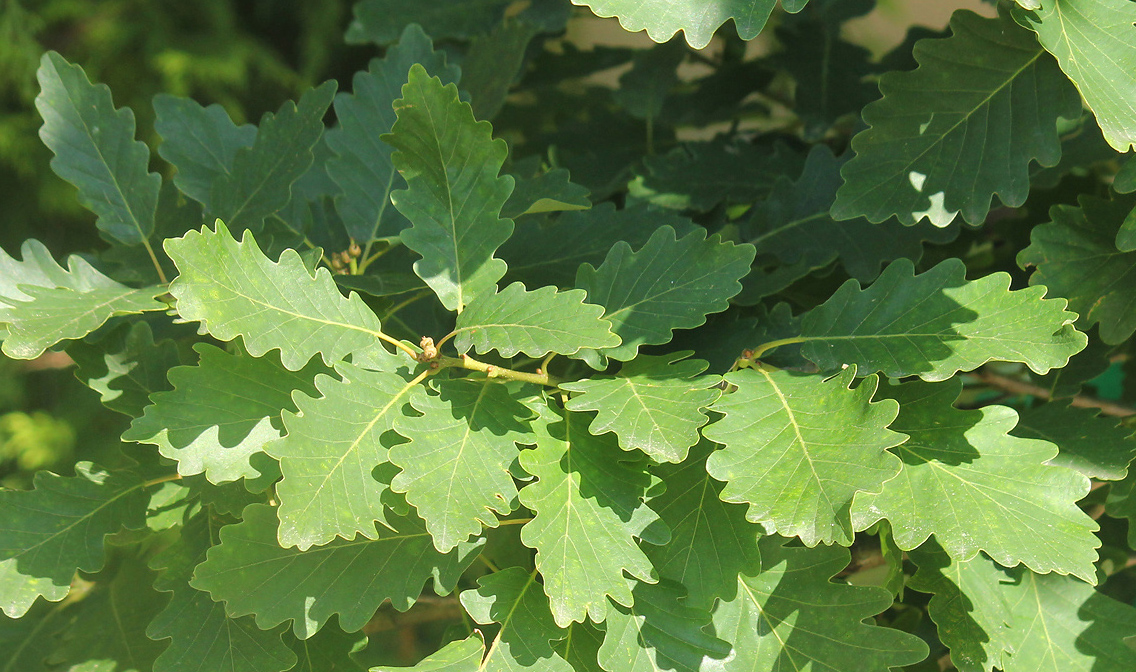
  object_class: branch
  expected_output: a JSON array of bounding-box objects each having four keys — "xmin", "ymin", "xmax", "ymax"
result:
[{"xmin": 975, "ymin": 370, "xmax": 1136, "ymax": 418}]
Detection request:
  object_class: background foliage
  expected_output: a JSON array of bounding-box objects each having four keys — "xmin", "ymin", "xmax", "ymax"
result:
[{"xmin": 3, "ymin": 0, "xmax": 1136, "ymax": 671}]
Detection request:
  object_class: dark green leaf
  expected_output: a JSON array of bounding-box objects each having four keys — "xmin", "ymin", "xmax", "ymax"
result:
[
  {"xmin": 345, "ymin": 0, "xmax": 511, "ymax": 45},
  {"xmin": 1013, "ymin": 403, "xmax": 1136, "ymax": 481},
  {"xmin": 463, "ymin": 20, "xmax": 541, "ymax": 121},
  {"xmin": 68, "ymin": 321, "xmax": 180, "ymax": 418},
  {"xmin": 501, "ymin": 168, "xmax": 591, "ymax": 220},
  {"xmin": 153, "ymin": 94, "xmax": 256, "ymax": 209},
  {"xmin": 460, "ymin": 567, "xmax": 572, "ymax": 672}
]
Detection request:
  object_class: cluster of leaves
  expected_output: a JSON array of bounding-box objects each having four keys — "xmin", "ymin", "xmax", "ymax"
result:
[{"xmin": 3, "ymin": 0, "xmax": 1136, "ymax": 670}]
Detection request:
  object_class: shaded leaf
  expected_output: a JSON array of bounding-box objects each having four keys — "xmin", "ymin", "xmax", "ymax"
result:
[
  {"xmin": 35, "ymin": 51, "xmax": 159, "ymax": 245},
  {"xmin": 460, "ymin": 567, "xmax": 573, "ymax": 672},
  {"xmin": 153, "ymin": 94, "xmax": 256, "ymax": 209},
  {"xmin": 575, "ymin": 226, "xmax": 755, "ymax": 365},
  {"xmin": 832, "ymin": 10, "xmax": 1081, "ymax": 226},
  {"xmin": 326, "ymin": 25, "xmax": 459, "ymax": 244},
  {"xmin": 369, "ymin": 634, "xmax": 485, "ymax": 672},
  {"xmin": 269, "ymin": 362, "xmax": 417, "ymax": 550},
  {"xmin": 463, "ymin": 20, "xmax": 541, "ymax": 121},
  {"xmin": 704, "ymin": 366, "xmax": 903, "ymax": 546},
  {"xmin": 165, "ymin": 221, "xmax": 399, "ymax": 371},
  {"xmin": 346, "ymin": 0, "xmax": 511, "ymax": 45},
  {"xmin": 800, "ymin": 258, "xmax": 1086, "ymax": 381},
  {"xmin": 0, "ymin": 463, "xmax": 148, "ymax": 617},
  {"xmin": 191, "ymin": 504, "xmax": 484, "ymax": 638},
  {"xmin": 453, "ymin": 283, "xmax": 619, "ymax": 358},
  {"xmin": 68, "ymin": 321, "xmax": 180, "ymax": 418},
  {"xmin": 517, "ymin": 401, "xmax": 661, "ymax": 627},
  {"xmin": 502, "ymin": 168, "xmax": 591, "ymax": 220},
  {"xmin": 573, "ymin": 0, "xmax": 786, "ymax": 49},
  {"xmin": 613, "ymin": 39, "xmax": 685, "ymax": 121},
  {"xmin": 386, "ymin": 65, "xmax": 514, "ymax": 313},
  {"xmin": 562, "ymin": 353, "xmax": 720, "ymax": 463},
  {"xmin": 1013, "ymin": 403, "xmax": 1136, "ymax": 481},
  {"xmin": 853, "ymin": 380, "xmax": 1099, "ymax": 583},
  {"xmin": 1018, "ymin": 195, "xmax": 1136, "ymax": 344},
  {"xmin": 391, "ymin": 379, "xmax": 534, "ymax": 552},
  {"xmin": 123, "ymin": 344, "xmax": 324, "ymax": 484},
  {"xmin": 1014, "ymin": 0, "xmax": 1136, "ymax": 152},
  {"xmin": 673, "ymin": 302, "xmax": 805, "ymax": 375},
  {"xmin": 712, "ymin": 537, "xmax": 929, "ymax": 671},
  {"xmin": 210, "ymin": 82, "xmax": 336, "ymax": 235}
]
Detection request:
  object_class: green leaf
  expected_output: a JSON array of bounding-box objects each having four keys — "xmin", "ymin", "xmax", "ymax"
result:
[
  {"xmin": 68, "ymin": 321, "xmax": 180, "ymax": 418},
  {"xmin": 575, "ymin": 226, "xmax": 755, "ymax": 365},
  {"xmin": 596, "ymin": 580, "xmax": 731, "ymax": 672},
  {"xmin": 1014, "ymin": 0, "xmax": 1136, "ymax": 152},
  {"xmin": 500, "ymin": 204, "xmax": 696, "ymax": 289},
  {"xmin": 452, "ymin": 283, "xmax": 619, "ymax": 358},
  {"xmin": 165, "ymin": 221, "xmax": 397, "ymax": 371},
  {"xmin": 0, "ymin": 242, "xmax": 166, "ymax": 360},
  {"xmin": 345, "ymin": 0, "xmax": 511, "ymax": 45},
  {"xmin": 386, "ymin": 64, "xmax": 514, "ymax": 313},
  {"xmin": 148, "ymin": 514, "xmax": 297, "ymax": 672},
  {"xmin": 573, "ymin": 0, "xmax": 785, "ymax": 49},
  {"xmin": 269, "ymin": 362, "xmax": 417, "ymax": 550},
  {"xmin": 501, "ymin": 168, "xmax": 591, "ymax": 220},
  {"xmin": 463, "ymin": 20, "xmax": 541, "ymax": 121},
  {"xmin": 459, "ymin": 567, "xmax": 573, "ymax": 672},
  {"xmin": 34, "ymin": 51, "xmax": 160, "ymax": 245},
  {"xmin": 191, "ymin": 504, "xmax": 483, "ymax": 638},
  {"xmin": 285, "ymin": 624, "xmax": 368, "ymax": 672},
  {"xmin": 852, "ymin": 380, "xmax": 1099, "ymax": 583},
  {"xmin": 326, "ymin": 25, "xmax": 459, "ymax": 245},
  {"xmin": 831, "ymin": 10, "xmax": 1081, "ymax": 226},
  {"xmin": 742, "ymin": 145, "xmax": 958, "ymax": 285},
  {"xmin": 910, "ymin": 544, "xmax": 1136, "ymax": 672},
  {"xmin": 1018, "ymin": 195, "xmax": 1136, "ymax": 344},
  {"xmin": 642, "ymin": 443, "xmax": 762, "ymax": 610},
  {"xmin": 209, "ymin": 81, "xmax": 336, "ymax": 235},
  {"xmin": 1012, "ymin": 403, "xmax": 1136, "ymax": 481},
  {"xmin": 704, "ymin": 366, "xmax": 903, "ymax": 546},
  {"xmin": 612, "ymin": 39, "xmax": 685, "ymax": 121},
  {"xmin": 517, "ymin": 401, "xmax": 662, "ymax": 627},
  {"xmin": 0, "ymin": 463, "xmax": 148, "ymax": 617},
  {"xmin": 390, "ymin": 379, "xmax": 534, "ymax": 552},
  {"xmin": 153, "ymin": 94, "xmax": 256, "ymax": 209},
  {"xmin": 369, "ymin": 634, "xmax": 486, "ymax": 672},
  {"xmin": 799, "ymin": 258, "xmax": 1086, "ymax": 381},
  {"xmin": 555, "ymin": 622, "xmax": 604, "ymax": 672},
  {"xmin": 123, "ymin": 344, "xmax": 324, "ymax": 485},
  {"xmin": 1106, "ymin": 474, "xmax": 1136, "ymax": 547},
  {"xmin": 712, "ymin": 537, "xmax": 928, "ymax": 671},
  {"xmin": 562, "ymin": 353, "xmax": 720, "ymax": 463}
]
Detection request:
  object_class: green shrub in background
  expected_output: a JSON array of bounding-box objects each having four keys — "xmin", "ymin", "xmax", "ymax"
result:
[{"xmin": 3, "ymin": 0, "xmax": 1136, "ymax": 670}]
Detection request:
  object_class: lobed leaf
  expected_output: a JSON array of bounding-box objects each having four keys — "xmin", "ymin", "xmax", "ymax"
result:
[
  {"xmin": 562, "ymin": 352, "xmax": 720, "ymax": 463},
  {"xmin": 501, "ymin": 168, "xmax": 591, "ymax": 219},
  {"xmin": 831, "ymin": 10, "xmax": 1081, "ymax": 226},
  {"xmin": 853, "ymin": 380, "xmax": 1099, "ymax": 583},
  {"xmin": 704, "ymin": 366, "xmax": 904, "ymax": 546},
  {"xmin": 35, "ymin": 51, "xmax": 160, "ymax": 245},
  {"xmin": 153, "ymin": 94, "xmax": 256, "ymax": 209},
  {"xmin": 572, "ymin": 0, "xmax": 788, "ymax": 49},
  {"xmin": 370, "ymin": 635, "xmax": 486, "ymax": 672},
  {"xmin": 1013, "ymin": 403, "xmax": 1136, "ymax": 481},
  {"xmin": 800, "ymin": 258, "xmax": 1086, "ymax": 381},
  {"xmin": 386, "ymin": 64, "xmax": 513, "ymax": 313},
  {"xmin": 68, "ymin": 322, "xmax": 181, "ymax": 419}
]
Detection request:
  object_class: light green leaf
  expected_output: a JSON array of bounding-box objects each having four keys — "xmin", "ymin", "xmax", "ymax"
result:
[
  {"xmin": 1013, "ymin": 403, "xmax": 1136, "ymax": 481},
  {"xmin": 209, "ymin": 81, "xmax": 336, "ymax": 235},
  {"xmin": 191, "ymin": 504, "xmax": 483, "ymax": 638},
  {"xmin": 1018, "ymin": 195, "xmax": 1136, "ymax": 344},
  {"xmin": 575, "ymin": 226, "xmax": 755, "ymax": 366},
  {"xmin": 327, "ymin": 25, "xmax": 459, "ymax": 244},
  {"xmin": 642, "ymin": 443, "xmax": 762, "ymax": 610},
  {"xmin": 910, "ymin": 544, "xmax": 1136, "ymax": 672},
  {"xmin": 0, "ymin": 243, "xmax": 166, "ymax": 360},
  {"xmin": 562, "ymin": 352, "xmax": 720, "ymax": 463},
  {"xmin": 800, "ymin": 258, "xmax": 1086, "ymax": 381},
  {"xmin": 35, "ymin": 51, "xmax": 160, "ymax": 245},
  {"xmin": 597, "ymin": 580, "xmax": 731, "ymax": 672},
  {"xmin": 460, "ymin": 568, "xmax": 573, "ymax": 672},
  {"xmin": 123, "ymin": 344, "xmax": 324, "ymax": 485},
  {"xmin": 346, "ymin": 0, "xmax": 511, "ymax": 45},
  {"xmin": 502, "ymin": 168, "xmax": 591, "ymax": 219},
  {"xmin": 148, "ymin": 514, "xmax": 296, "ymax": 672},
  {"xmin": 831, "ymin": 10, "xmax": 1081, "ymax": 226},
  {"xmin": 369, "ymin": 634, "xmax": 485, "ymax": 672},
  {"xmin": 391, "ymin": 379, "xmax": 534, "ymax": 552},
  {"xmin": 1014, "ymin": 0, "xmax": 1136, "ymax": 152},
  {"xmin": 386, "ymin": 64, "xmax": 514, "ymax": 313},
  {"xmin": 517, "ymin": 401, "xmax": 662, "ymax": 627},
  {"xmin": 165, "ymin": 221, "xmax": 398, "ymax": 371},
  {"xmin": 153, "ymin": 94, "xmax": 256, "ymax": 209},
  {"xmin": 712, "ymin": 537, "xmax": 929, "ymax": 672},
  {"xmin": 500, "ymin": 203, "xmax": 696, "ymax": 289},
  {"xmin": 704, "ymin": 366, "xmax": 904, "ymax": 546},
  {"xmin": 573, "ymin": 0, "xmax": 786, "ymax": 49},
  {"xmin": 0, "ymin": 463, "xmax": 148, "ymax": 617},
  {"xmin": 269, "ymin": 362, "xmax": 417, "ymax": 550},
  {"xmin": 852, "ymin": 380, "xmax": 1099, "ymax": 583},
  {"xmin": 453, "ymin": 283, "xmax": 619, "ymax": 358}
]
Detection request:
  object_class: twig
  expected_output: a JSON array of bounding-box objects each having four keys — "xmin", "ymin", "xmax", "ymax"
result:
[{"xmin": 975, "ymin": 370, "xmax": 1136, "ymax": 418}]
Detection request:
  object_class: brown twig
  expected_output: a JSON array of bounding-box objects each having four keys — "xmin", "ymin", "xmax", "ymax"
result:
[{"xmin": 974, "ymin": 370, "xmax": 1136, "ymax": 418}]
